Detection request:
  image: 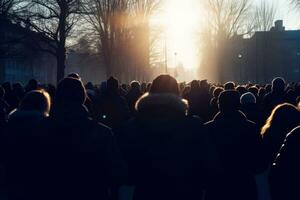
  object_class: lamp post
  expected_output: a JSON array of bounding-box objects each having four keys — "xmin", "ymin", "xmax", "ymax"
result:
[
  {"xmin": 164, "ymin": 32, "xmax": 168, "ymax": 74},
  {"xmin": 238, "ymin": 53, "xmax": 243, "ymax": 83}
]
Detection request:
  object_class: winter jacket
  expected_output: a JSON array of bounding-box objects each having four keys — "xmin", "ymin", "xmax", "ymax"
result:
[
  {"xmin": 117, "ymin": 93, "xmax": 220, "ymax": 200},
  {"xmin": 204, "ymin": 111, "xmax": 264, "ymax": 200},
  {"xmin": 270, "ymin": 125, "xmax": 300, "ymax": 200}
]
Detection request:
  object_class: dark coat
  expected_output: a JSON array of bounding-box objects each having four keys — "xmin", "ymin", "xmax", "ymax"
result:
[
  {"xmin": 204, "ymin": 111, "xmax": 264, "ymax": 200},
  {"xmin": 116, "ymin": 93, "xmax": 220, "ymax": 200},
  {"xmin": 95, "ymin": 91, "xmax": 131, "ymax": 128},
  {"xmin": 5, "ymin": 110, "xmax": 48, "ymax": 200},
  {"xmin": 270, "ymin": 126, "xmax": 300, "ymax": 200},
  {"xmin": 7, "ymin": 104, "xmax": 125, "ymax": 200}
]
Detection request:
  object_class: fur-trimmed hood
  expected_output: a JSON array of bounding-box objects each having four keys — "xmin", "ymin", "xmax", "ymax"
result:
[{"xmin": 135, "ymin": 93, "xmax": 188, "ymax": 119}]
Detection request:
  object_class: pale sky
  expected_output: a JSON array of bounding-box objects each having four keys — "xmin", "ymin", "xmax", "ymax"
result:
[
  {"xmin": 154, "ymin": 0, "xmax": 300, "ymax": 76},
  {"xmin": 258, "ymin": 0, "xmax": 300, "ymax": 29}
]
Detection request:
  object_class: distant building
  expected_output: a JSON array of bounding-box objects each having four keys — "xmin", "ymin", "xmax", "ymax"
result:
[
  {"xmin": 222, "ymin": 20, "xmax": 300, "ymax": 84},
  {"xmin": 0, "ymin": 19, "xmax": 109, "ymax": 85},
  {"xmin": 0, "ymin": 19, "xmax": 57, "ymax": 84}
]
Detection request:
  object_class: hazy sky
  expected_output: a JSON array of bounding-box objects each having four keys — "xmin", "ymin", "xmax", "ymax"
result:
[{"xmin": 259, "ymin": 0, "xmax": 300, "ymax": 29}]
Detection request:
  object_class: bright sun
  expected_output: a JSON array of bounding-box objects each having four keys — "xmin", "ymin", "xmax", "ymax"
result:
[{"xmin": 159, "ymin": 0, "xmax": 202, "ymax": 70}]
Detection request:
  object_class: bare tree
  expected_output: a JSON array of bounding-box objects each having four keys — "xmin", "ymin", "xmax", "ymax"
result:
[
  {"xmin": 17, "ymin": 0, "xmax": 83, "ymax": 83},
  {"xmin": 200, "ymin": 0, "xmax": 252, "ymax": 82},
  {"xmin": 253, "ymin": 0, "xmax": 277, "ymax": 32},
  {"xmin": 82, "ymin": 0, "xmax": 160, "ymax": 82},
  {"xmin": 291, "ymin": 0, "xmax": 300, "ymax": 8}
]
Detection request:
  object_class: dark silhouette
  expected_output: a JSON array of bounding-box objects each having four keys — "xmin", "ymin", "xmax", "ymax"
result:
[
  {"xmin": 263, "ymin": 77, "xmax": 287, "ymax": 118},
  {"xmin": 117, "ymin": 75, "xmax": 220, "ymax": 200},
  {"xmin": 240, "ymin": 92, "xmax": 261, "ymax": 123},
  {"xmin": 5, "ymin": 90, "xmax": 51, "ymax": 199},
  {"xmin": 126, "ymin": 81, "xmax": 142, "ymax": 114},
  {"xmin": 261, "ymin": 103, "xmax": 300, "ymax": 164},
  {"xmin": 1, "ymin": 73, "xmax": 300, "ymax": 200},
  {"xmin": 204, "ymin": 90, "xmax": 264, "ymax": 200},
  {"xmin": 2, "ymin": 82, "xmax": 19, "ymax": 112},
  {"xmin": 185, "ymin": 80, "xmax": 211, "ymax": 121},
  {"xmin": 95, "ymin": 77, "xmax": 130, "ymax": 128},
  {"xmin": 39, "ymin": 78, "xmax": 125, "ymax": 200},
  {"xmin": 270, "ymin": 126, "xmax": 300, "ymax": 200}
]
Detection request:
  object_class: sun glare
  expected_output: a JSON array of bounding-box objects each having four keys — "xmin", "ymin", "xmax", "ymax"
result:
[{"xmin": 157, "ymin": 0, "xmax": 202, "ymax": 70}]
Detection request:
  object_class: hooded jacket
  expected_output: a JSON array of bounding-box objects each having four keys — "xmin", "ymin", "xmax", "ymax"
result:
[{"xmin": 117, "ymin": 93, "xmax": 220, "ymax": 200}]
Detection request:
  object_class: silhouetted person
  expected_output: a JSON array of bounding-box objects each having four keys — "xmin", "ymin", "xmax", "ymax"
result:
[
  {"xmin": 2, "ymin": 82, "xmax": 19, "ymax": 111},
  {"xmin": 240, "ymin": 92, "xmax": 260, "ymax": 124},
  {"xmin": 185, "ymin": 80, "xmax": 211, "ymax": 121},
  {"xmin": 5, "ymin": 90, "xmax": 51, "ymax": 199},
  {"xmin": 25, "ymin": 79, "xmax": 38, "ymax": 93},
  {"xmin": 210, "ymin": 87, "xmax": 224, "ymax": 119},
  {"xmin": 263, "ymin": 77, "xmax": 287, "ymax": 118},
  {"xmin": 224, "ymin": 81, "xmax": 235, "ymax": 90},
  {"xmin": 270, "ymin": 126, "xmax": 300, "ymax": 200},
  {"xmin": 204, "ymin": 90, "xmax": 264, "ymax": 200},
  {"xmin": 12, "ymin": 83, "xmax": 25, "ymax": 102},
  {"xmin": 126, "ymin": 81, "xmax": 142, "ymax": 114},
  {"xmin": 95, "ymin": 77, "xmax": 130, "ymax": 128},
  {"xmin": 261, "ymin": 103, "xmax": 300, "ymax": 164},
  {"xmin": 41, "ymin": 77, "xmax": 125, "ymax": 200},
  {"xmin": 117, "ymin": 75, "xmax": 219, "ymax": 200}
]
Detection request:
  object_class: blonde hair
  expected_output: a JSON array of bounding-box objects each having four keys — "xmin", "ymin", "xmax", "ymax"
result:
[
  {"xmin": 261, "ymin": 103, "xmax": 300, "ymax": 136},
  {"xmin": 20, "ymin": 89, "xmax": 51, "ymax": 117}
]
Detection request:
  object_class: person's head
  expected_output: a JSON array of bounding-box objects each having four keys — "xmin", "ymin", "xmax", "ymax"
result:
[
  {"xmin": 67, "ymin": 73, "xmax": 81, "ymax": 80},
  {"xmin": 213, "ymin": 87, "xmax": 224, "ymax": 98},
  {"xmin": 258, "ymin": 87, "xmax": 266, "ymax": 98},
  {"xmin": 19, "ymin": 90, "xmax": 51, "ymax": 116},
  {"xmin": 261, "ymin": 103, "xmax": 300, "ymax": 136},
  {"xmin": 150, "ymin": 74, "xmax": 179, "ymax": 96},
  {"xmin": 26, "ymin": 79, "xmax": 38, "ymax": 92},
  {"xmin": 218, "ymin": 90, "xmax": 240, "ymax": 113},
  {"xmin": 240, "ymin": 92, "xmax": 256, "ymax": 105},
  {"xmin": 200, "ymin": 80, "xmax": 209, "ymax": 91},
  {"xmin": 56, "ymin": 77, "xmax": 86, "ymax": 105},
  {"xmin": 130, "ymin": 81, "xmax": 140, "ymax": 91},
  {"xmin": 272, "ymin": 77, "xmax": 286, "ymax": 93},
  {"xmin": 248, "ymin": 86, "xmax": 259, "ymax": 96},
  {"xmin": 224, "ymin": 81, "xmax": 235, "ymax": 90},
  {"xmin": 190, "ymin": 80, "xmax": 200, "ymax": 91},
  {"xmin": 107, "ymin": 77, "xmax": 119, "ymax": 93},
  {"xmin": 0, "ymin": 86, "xmax": 5, "ymax": 100},
  {"xmin": 85, "ymin": 82, "xmax": 94, "ymax": 90},
  {"xmin": 2, "ymin": 82, "xmax": 12, "ymax": 93},
  {"xmin": 236, "ymin": 86, "xmax": 247, "ymax": 95}
]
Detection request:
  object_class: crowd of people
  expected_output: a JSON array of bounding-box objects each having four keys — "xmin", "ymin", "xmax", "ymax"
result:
[{"xmin": 0, "ymin": 73, "xmax": 300, "ymax": 200}]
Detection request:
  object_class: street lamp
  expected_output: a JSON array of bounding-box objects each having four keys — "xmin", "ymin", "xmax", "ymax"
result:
[{"xmin": 238, "ymin": 53, "xmax": 243, "ymax": 83}]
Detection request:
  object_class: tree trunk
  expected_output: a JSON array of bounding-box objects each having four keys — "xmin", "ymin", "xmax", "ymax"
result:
[{"xmin": 56, "ymin": 48, "xmax": 66, "ymax": 83}]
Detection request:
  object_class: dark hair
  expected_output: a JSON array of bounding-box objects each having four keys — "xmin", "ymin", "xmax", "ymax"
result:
[
  {"xmin": 130, "ymin": 81, "xmax": 140, "ymax": 91},
  {"xmin": 218, "ymin": 90, "xmax": 240, "ymax": 112},
  {"xmin": 56, "ymin": 77, "xmax": 86, "ymax": 105},
  {"xmin": 224, "ymin": 81, "xmax": 235, "ymax": 90},
  {"xmin": 20, "ymin": 90, "xmax": 51, "ymax": 116},
  {"xmin": 272, "ymin": 77, "xmax": 285, "ymax": 92},
  {"xmin": 107, "ymin": 77, "xmax": 119, "ymax": 92},
  {"xmin": 213, "ymin": 87, "xmax": 224, "ymax": 98},
  {"xmin": 190, "ymin": 80, "xmax": 200, "ymax": 91},
  {"xmin": 67, "ymin": 73, "xmax": 81, "ymax": 80},
  {"xmin": 150, "ymin": 74, "xmax": 179, "ymax": 96}
]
